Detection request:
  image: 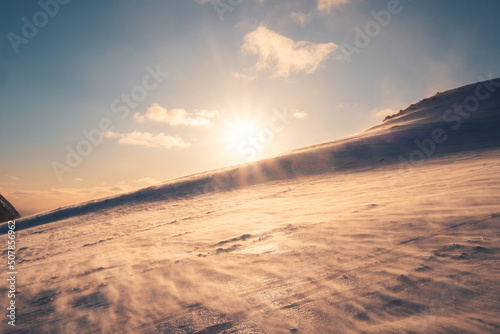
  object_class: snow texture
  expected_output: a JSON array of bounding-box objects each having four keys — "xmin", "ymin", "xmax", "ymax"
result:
[{"xmin": 1, "ymin": 78, "xmax": 500, "ymax": 333}]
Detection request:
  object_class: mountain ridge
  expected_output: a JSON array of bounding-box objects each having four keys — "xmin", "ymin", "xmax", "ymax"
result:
[{"xmin": 0, "ymin": 193, "xmax": 21, "ymax": 223}]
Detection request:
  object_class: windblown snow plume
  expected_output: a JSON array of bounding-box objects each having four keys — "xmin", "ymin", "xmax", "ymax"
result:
[{"xmin": 1, "ymin": 78, "xmax": 500, "ymax": 333}]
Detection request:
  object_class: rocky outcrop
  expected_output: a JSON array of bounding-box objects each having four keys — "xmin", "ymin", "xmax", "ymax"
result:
[{"xmin": 0, "ymin": 193, "xmax": 20, "ymax": 223}]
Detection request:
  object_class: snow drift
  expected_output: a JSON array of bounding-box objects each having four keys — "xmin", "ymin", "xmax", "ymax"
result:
[
  {"xmin": 7, "ymin": 77, "xmax": 500, "ymax": 232},
  {"xmin": 1, "ymin": 77, "xmax": 500, "ymax": 334}
]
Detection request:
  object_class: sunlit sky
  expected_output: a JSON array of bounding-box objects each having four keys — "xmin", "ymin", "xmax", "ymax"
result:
[{"xmin": 1, "ymin": 0, "xmax": 500, "ymax": 216}]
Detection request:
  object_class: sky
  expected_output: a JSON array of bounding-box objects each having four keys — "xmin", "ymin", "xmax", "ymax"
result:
[{"xmin": 1, "ymin": 0, "xmax": 500, "ymax": 216}]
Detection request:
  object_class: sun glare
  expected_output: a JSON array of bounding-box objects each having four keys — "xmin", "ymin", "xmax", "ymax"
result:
[{"xmin": 227, "ymin": 120, "xmax": 259, "ymax": 146}]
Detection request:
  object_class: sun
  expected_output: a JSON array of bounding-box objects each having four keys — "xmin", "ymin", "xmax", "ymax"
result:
[{"xmin": 226, "ymin": 120, "xmax": 259, "ymax": 146}]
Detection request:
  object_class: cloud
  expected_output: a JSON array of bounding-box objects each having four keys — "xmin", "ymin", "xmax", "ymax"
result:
[
  {"xmin": 317, "ymin": 0, "xmax": 349, "ymax": 13},
  {"xmin": 3, "ymin": 183, "xmax": 137, "ymax": 217},
  {"xmin": 104, "ymin": 131, "xmax": 191, "ymax": 149},
  {"xmin": 238, "ymin": 26, "xmax": 338, "ymax": 79},
  {"xmin": 291, "ymin": 12, "xmax": 313, "ymax": 27},
  {"xmin": 292, "ymin": 110, "xmax": 309, "ymax": 119},
  {"xmin": 134, "ymin": 104, "xmax": 218, "ymax": 127},
  {"xmin": 74, "ymin": 177, "xmax": 84, "ymax": 182},
  {"xmin": 196, "ymin": 109, "xmax": 220, "ymax": 119},
  {"xmin": 232, "ymin": 71, "xmax": 257, "ymax": 81},
  {"xmin": 136, "ymin": 177, "xmax": 160, "ymax": 185}
]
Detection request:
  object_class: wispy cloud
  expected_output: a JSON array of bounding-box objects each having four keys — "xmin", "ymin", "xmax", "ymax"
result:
[
  {"xmin": 290, "ymin": 12, "xmax": 313, "ymax": 26},
  {"xmin": 136, "ymin": 177, "xmax": 160, "ymax": 185},
  {"xmin": 196, "ymin": 109, "xmax": 220, "ymax": 119},
  {"xmin": 134, "ymin": 103, "xmax": 218, "ymax": 127},
  {"xmin": 6, "ymin": 183, "xmax": 141, "ymax": 216},
  {"xmin": 104, "ymin": 131, "xmax": 191, "ymax": 148},
  {"xmin": 292, "ymin": 110, "xmax": 309, "ymax": 119},
  {"xmin": 238, "ymin": 26, "xmax": 338, "ymax": 79},
  {"xmin": 232, "ymin": 71, "xmax": 257, "ymax": 81},
  {"xmin": 317, "ymin": 0, "xmax": 349, "ymax": 13}
]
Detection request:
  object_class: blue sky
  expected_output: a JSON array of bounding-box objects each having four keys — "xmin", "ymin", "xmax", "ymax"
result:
[{"xmin": 1, "ymin": 0, "xmax": 500, "ymax": 215}]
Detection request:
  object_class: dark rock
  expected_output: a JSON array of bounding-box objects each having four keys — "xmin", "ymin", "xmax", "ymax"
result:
[{"xmin": 0, "ymin": 193, "xmax": 20, "ymax": 223}]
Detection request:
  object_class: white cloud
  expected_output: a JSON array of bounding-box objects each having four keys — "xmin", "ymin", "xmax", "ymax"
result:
[
  {"xmin": 238, "ymin": 26, "xmax": 338, "ymax": 79},
  {"xmin": 196, "ymin": 109, "xmax": 219, "ymax": 119},
  {"xmin": 291, "ymin": 12, "xmax": 313, "ymax": 26},
  {"xmin": 136, "ymin": 177, "xmax": 160, "ymax": 185},
  {"xmin": 104, "ymin": 131, "xmax": 191, "ymax": 149},
  {"xmin": 134, "ymin": 104, "xmax": 218, "ymax": 127},
  {"xmin": 74, "ymin": 177, "xmax": 84, "ymax": 182},
  {"xmin": 317, "ymin": 0, "xmax": 349, "ymax": 13},
  {"xmin": 232, "ymin": 71, "xmax": 257, "ymax": 81},
  {"xmin": 292, "ymin": 110, "xmax": 309, "ymax": 119}
]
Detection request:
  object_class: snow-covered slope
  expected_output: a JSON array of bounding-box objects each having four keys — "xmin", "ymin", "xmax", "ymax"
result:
[
  {"xmin": 9, "ymin": 78, "xmax": 500, "ymax": 233},
  {"xmin": 1, "ymin": 78, "xmax": 500, "ymax": 333}
]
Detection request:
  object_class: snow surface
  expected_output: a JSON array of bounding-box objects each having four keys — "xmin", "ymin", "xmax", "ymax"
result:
[{"xmin": 1, "ymin": 78, "xmax": 500, "ymax": 333}]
